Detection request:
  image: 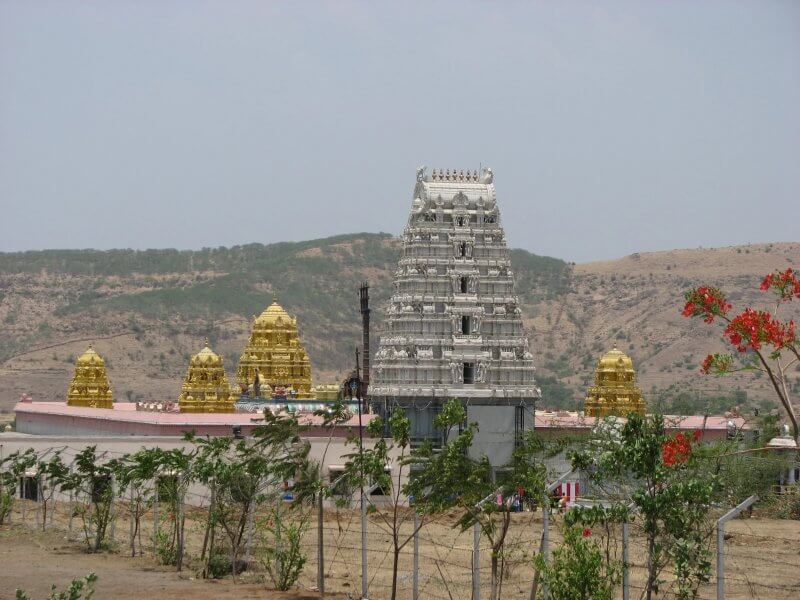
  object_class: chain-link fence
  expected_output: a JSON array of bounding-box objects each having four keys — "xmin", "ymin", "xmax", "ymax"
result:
[{"xmin": 2, "ymin": 445, "xmax": 800, "ymax": 599}]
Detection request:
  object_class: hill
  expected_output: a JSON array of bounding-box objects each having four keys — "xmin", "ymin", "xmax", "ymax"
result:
[{"xmin": 0, "ymin": 235, "xmax": 797, "ymax": 418}]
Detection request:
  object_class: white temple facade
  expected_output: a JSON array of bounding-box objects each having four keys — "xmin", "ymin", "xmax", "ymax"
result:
[{"xmin": 370, "ymin": 167, "xmax": 540, "ymax": 467}]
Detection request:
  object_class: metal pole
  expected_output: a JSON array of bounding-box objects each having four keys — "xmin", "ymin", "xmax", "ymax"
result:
[
  {"xmin": 244, "ymin": 498, "xmax": 256, "ymax": 566},
  {"xmin": 68, "ymin": 466, "xmax": 74, "ymax": 533},
  {"xmin": 355, "ymin": 346, "xmax": 368, "ymax": 600},
  {"xmin": 317, "ymin": 492, "xmax": 325, "ymax": 596},
  {"xmin": 21, "ymin": 477, "xmax": 27, "ymax": 524},
  {"xmin": 109, "ymin": 477, "xmax": 116, "ymax": 542},
  {"xmin": 716, "ymin": 495, "xmax": 758, "ymax": 600},
  {"xmin": 413, "ymin": 511, "xmax": 420, "ymax": 600},
  {"xmin": 622, "ymin": 521, "xmax": 630, "ymax": 600},
  {"xmin": 472, "ymin": 522, "xmax": 481, "ymax": 600},
  {"xmin": 361, "ymin": 486, "xmax": 368, "ymax": 599},
  {"xmin": 129, "ymin": 487, "xmax": 135, "ymax": 556},
  {"xmin": 541, "ymin": 501, "xmax": 549, "ymax": 600},
  {"xmin": 153, "ymin": 483, "xmax": 159, "ymax": 556}
]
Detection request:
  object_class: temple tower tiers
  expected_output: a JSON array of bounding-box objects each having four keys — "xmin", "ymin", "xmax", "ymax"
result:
[
  {"xmin": 236, "ymin": 300, "xmax": 313, "ymax": 399},
  {"xmin": 66, "ymin": 345, "xmax": 114, "ymax": 409},
  {"xmin": 370, "ymin": 167, "xmax": 540, "ymax": 465},
  {"xmin": 584, "ymin": 347, "xmax": 646, "ymax": 418},
  {"xmin": 178, "ymin": 342, "xmax": 236, "ymax": 413}
]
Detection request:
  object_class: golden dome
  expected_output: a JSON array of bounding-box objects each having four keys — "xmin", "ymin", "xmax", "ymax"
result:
[
  {"xmin": 597, "ymin": 347, "xmax": 634, "ymax": 371},
  {"xmin": 190, "ymin": 341, "xmax": 223, "ymax": 367},
  {"xmin": 585, "ymin": 346, "xmax": 645, "ymax": 418},
  {"xmin": 254, "ymin": 301, "xmax": 295, "ymax": 327},
  {"xmin": 237, "ymin": 297, "xmax": 314, "ymax": 399},
  {"xmin": 67, "ymin": 345, "xmax": 113, "ymax": 409},
  {"xmin": 179, "ymin": 341, "xmax": 236, "ymax": 413},
  {"xmin": 76, "ymin": 345, "xmax": 105, "ymax": 367}
]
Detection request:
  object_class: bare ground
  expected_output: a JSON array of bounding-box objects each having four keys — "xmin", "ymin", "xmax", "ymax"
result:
[{"xmin": 0, "ymin": 525, "xmax": 345, "ymax": 600}]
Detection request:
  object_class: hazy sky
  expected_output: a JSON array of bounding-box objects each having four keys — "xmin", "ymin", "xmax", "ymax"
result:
[{"xmin": 1, "ymin": 1, "xmax": 798, "ymax": 263}]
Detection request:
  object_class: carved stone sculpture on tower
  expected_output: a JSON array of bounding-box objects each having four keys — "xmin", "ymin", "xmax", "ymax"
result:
[{"xmin": 370, "ymin": 167, "xmax": 539, "ymax": 453}]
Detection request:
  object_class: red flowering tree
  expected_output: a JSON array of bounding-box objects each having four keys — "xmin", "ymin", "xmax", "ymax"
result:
[{"xmin": 683, "ymin": 268, "xmax": 800, "ymax": 440}]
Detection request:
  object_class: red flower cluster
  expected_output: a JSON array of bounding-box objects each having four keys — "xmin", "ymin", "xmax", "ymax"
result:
[
  {"xmin": 700, "ymin": 354, "xmax": 714, "ymax": 374},
  {"xmin": 682, "ymin": 287, "xmax": 732, "ymax": 323},
  {"xmin": 582, "ymin": 527, "xmax": 592, "ymax": 538},
  {"xmin": 662, "ymin": 432, "xmax": 693, "ymax": 467},
  {"xmin": 723, "ymin": 308, "xmax": 796, "ymax": 352},
  {"xmin": 699, "ymin": 353, "xmax": 733, "ymax": 375},
  {"xmin": 760, "ymin": 268, "xmax": 800, "ymax": 301}
]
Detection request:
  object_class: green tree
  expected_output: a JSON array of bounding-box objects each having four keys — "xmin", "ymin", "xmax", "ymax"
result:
[
  {"xmin": 408, "ymin": 399, "xmax": 547, "ymax": 600},
  {"xmin": 571, "ymin": 414, "xmax": 718, "ymax": 600}
]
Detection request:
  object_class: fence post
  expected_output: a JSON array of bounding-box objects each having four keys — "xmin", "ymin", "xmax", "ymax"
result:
[
  {"xmin": 129, "ymin": 487, "xmax": 135, "ymax": 556},
  {"xmin": 152, "ymin": 483, "xmax": 159, "ymax": 556},
  {"xmin": 21, "ymin": 477, "xmax": 27, "ymax": 524},
  {"xmin": 244, "ymin": 498, "xmax": 256, "ymax": 566},
  {"xmin": 413, "ymin": 511, "xmax": 420, "ymax": 600},
  {"xmin": 68, "ymin": 466, "xmax": 74, "ymax": 533},
  {"xmin": 361, "ymin": 490, "xmax": 368, "ymax": 599},
  {"xmin": 541, "ymin": 501, "xmax": 549, "ymax": 600},
  {"xmin": 622, "ymin": 520, "xmax": 630, "ymax": 600},
  {"xmin": 274, "ymin": 495, "xmax": 282, "ymax": 582},
  {"xmin": 109, "ymin": 477, "xmax": 116, "ymax": 542},
  {"xmin": 35, "ymin": 474, "xmax": 42, "ymax": 529},
  {"xmin": 716, "ymin": 495, "xmax": 758, "ymax": 600},
  {"xmin": 472, "ymin": 522, "xmax": 481, "ymax": 600},
  {"xmin": 317, "ymin": 492, "xmax": 325, "ymax": 596}
]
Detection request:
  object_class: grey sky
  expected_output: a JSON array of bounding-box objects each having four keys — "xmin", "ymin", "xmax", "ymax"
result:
[{"xmin": 1, "ymin": 1, "xmax": 797, "ymax": 263}]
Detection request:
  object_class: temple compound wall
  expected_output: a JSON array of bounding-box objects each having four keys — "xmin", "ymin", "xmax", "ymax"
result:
[{"xmin": 369, "ymin": 167, "xmax": 540, "ymax": 469}]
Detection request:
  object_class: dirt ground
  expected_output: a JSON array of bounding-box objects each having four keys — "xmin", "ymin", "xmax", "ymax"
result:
[
  {"xmin": 0, "ymin": 526, "xmax": 345, "ymax": 600},
  {"xmin": 2, "ymin": 502, "xmax": 799, "ymax": 600}
]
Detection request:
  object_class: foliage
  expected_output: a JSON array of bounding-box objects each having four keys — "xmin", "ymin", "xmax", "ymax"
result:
[
  {"xmin": 15, "ymin": 573, "xmax": 97, "ymax": 600},
  {"xmin": 258, "ymin": 505, "xmax": 309, "ymax": 591},
  {"xmin": 683, "ymin": 267, "xmax": 800, "ymax": 439},
  {"xmin": 0, "ymin": 448, "xmax": 37, "ymax": 524},
  {"xmin": 571, "ymin": 413, "xmax": 719, "ymax": 600},
  {"xmin": 52, "ymin": 447, "xmax": 117, "ymax": 552},
  {"xmin": 408, "ymin": 398, "xmax": 547, "ymax": 600},
  {"xmin": 536, "ymin": 526, "xmax": 619, "ymax": 600}
]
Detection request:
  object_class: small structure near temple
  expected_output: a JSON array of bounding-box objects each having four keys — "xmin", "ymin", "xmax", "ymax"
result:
[
  {"xmin": 66, "ymin": 345, "xmax": 114, "ymax": 409},
  {"xmin": 236, "ymin": 299, "xmax": 314, "ymax": 400},
  {"xmin": 584, "ymin": 347, "xmax": 646, "ymax": 418},
  {"xmin": 178, "ymin": 341, "xmax": 236, "ymax": 413}
]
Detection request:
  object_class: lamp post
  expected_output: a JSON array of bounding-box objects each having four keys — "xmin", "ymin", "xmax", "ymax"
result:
[{"xmin": 351, "ymin": 349, "xmax": 368, "ymax": 598}]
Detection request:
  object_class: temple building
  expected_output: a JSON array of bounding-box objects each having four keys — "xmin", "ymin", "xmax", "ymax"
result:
[
  {"xmin": 236, "ymin": 299, "xmax": 313, "ymax": 401},
  {"xmin": 370, "ymin": 167, "xmax": 540, "ymax": 467},
  {"xmin": 584, "ymin": 347, "xmax": 646, "ymax": 418},
  {"xmin": 66, "ymin": 345, "xmax": 114, "ymax": 409},
  {"xmin": 178, "ymin": 342, "xmax": 236, "ymax": 413}
]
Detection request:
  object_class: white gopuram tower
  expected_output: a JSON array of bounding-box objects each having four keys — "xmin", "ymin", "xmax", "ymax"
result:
[{"xmin": 370, "ymin": 166, "xmax": 540, "ymax": 467}]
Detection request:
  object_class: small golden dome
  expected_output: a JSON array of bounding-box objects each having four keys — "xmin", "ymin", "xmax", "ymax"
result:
[
  {"xmin": 255, "ymin": 301, "xmax": 294, "ymax": 327},
  {"xmin": 585, "ymin": 346, "xmax": 645, "ymax": 418},
  {"xmin": 191, "ymin": 341, "xmax": 223, "ymax": 367},
  {"xmin": 76, "ymin": 345, "xmax": 104, "ymax": 366},
  {"xmin": 597, "ymin": 347, "xmax": 634, "ymax": 371}
]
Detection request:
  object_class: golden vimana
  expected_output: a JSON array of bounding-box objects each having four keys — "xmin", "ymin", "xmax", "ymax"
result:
[
  {"xmin": 178, "ymin": 341, "xmax": 236, "ymax": 413},
  {"xmin": 584, "ymin": 347, "xmax": 646, "ymax": 418},
  {"xmin": 236, "ymin": 300, "xmax": 314, "ymax": 399},
  {"xmin": 65, "ymin": 299, "xmax": 323, "ymax": 413},
  {"xmin": 66, "ymin": 345, "xmax": 114, "ymax": 409}
]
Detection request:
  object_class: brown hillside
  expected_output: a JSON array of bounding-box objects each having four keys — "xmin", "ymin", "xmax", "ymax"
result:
[{"xmin": 0, "ymin": 238, "xmax": 797, "ymax": 419}]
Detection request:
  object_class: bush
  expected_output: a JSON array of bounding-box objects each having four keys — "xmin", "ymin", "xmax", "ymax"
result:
[
  {"xmin": 536, "ymin": 526, "xmax": 619, "ymax": 599},
  {"xmin": 205, "ymin": 551, "xmax": 232, "ymax": 579},
  {"xmin": 258, "ymin": 507, "xmax": 309, "ymax": 591}
]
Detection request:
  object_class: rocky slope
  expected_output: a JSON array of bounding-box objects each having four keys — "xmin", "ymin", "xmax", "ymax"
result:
[{"xmin": 0, "ymin": 235, "xmax": 797, "ymax": 417}]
